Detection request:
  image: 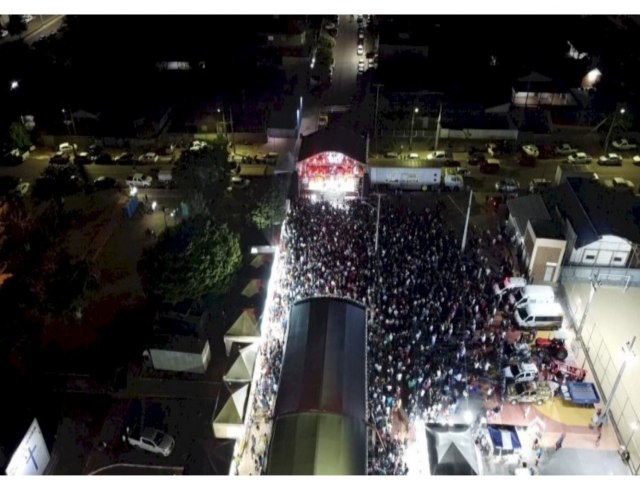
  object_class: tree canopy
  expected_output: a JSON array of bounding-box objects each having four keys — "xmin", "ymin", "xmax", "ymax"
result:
[
  {"xmin": 6, "ymin": 16, "xmax": 27, "ymax": 36},
  {"xmin": 138, "ymin": 216, "xmax": 242, "ymax": 304},
  {"xmin": 9, "ymin": 121, "xmax": 32, "ymax": 150},
  {"xmin": 250, "ymin": 183, "xmax": 287, "ymax": 230}
]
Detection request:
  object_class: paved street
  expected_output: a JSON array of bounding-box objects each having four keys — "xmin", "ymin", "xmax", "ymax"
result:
[{"xmin": 323, "ymin": 15, "xmax": 358, "ymax": 107}]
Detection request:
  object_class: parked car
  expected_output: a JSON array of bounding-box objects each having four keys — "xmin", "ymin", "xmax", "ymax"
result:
[
  {"xmin": 479, "ymin": 158, "xmax": 500, "ymax": 174},
  {"xmin": 506, "ymin": 381, "xmax": 552, "ymax": 405},
  {"xmin": 554, "ymin": 143, "xmax": 578, "ymax": 155},
  {"xmin": 14, "ymin": 182, "xmax": 30, "ymax": 197},
  {"xmin": 138, "ymin": 152, "xmax": 159, "ymax": 164},
  {"xmin": 455, "ymin": 167, "xmax": 472, "ymax": 177},
  {"xmin": 73, "ymin": 151, "xmax": 92, "ymax": 165},
  {"xmin": 612, "ymin": 138, "xmax": 638, "ymax": 151},
  {"xmin": 357, "ymin": 44, "xmax": 364, "ymax": 55},
  {"xmin": 503, "ymin": 363, "xmax": 539, "ymax": 384},
  {"xmin": 633, "ymin": 155, "xmax": 640, "ymax": 166},
  {"xmin": 93, "ymin": 176, "xmax": 118, "ymax": 190},
  {"xmin": 566, "ymin": 152, "xmax": 592, "ymax": 164},
  {"xmin": 427, "ymin": 150, "xmax": 451, "ymax": 161},
  {"xmin": 603, "ymin": 177, "xmax": 635, "ymax": 193},
  {"xmin": 357, "ymin": 59, "xmax": 365, "ymax": 74},
  {"xmin": 58, "ymin": 142, "xmax": 77, "ymax": 154},
  {"xmin": 88, "ymin": 143, "xmax": 103, "ymax": 157},
  {"xmin": 598, "ymin": 153, "xmax": 623, "ymax": 166},
  {"xmin": 495, "ymin": 178, "xmax": 519, "ymax": 193},
  {"xmin": 49, "ymin": 152, "xmax": 70, "ymax": 165},
  {"xmin": 468, "ymin": 152, "xmax": 486, "ymax": 165},
  {"xmin": 521, "ymin": 144, "xmax": 539, "ymax": 158},
  {"xmin": 125, "ymin": 173, "xmax": 153, "ymax": 188},
  {"xmin": 529, "ymin": 178, "xmax": 552, "ymax": 194},
  {"xmin": 115, "ymin": 152, "xmax": 135, "ymax": 165},
  {"xmin": 227, "ymin": 175, "xmax": 250, "ymax": 191},
  {"xmin": 443, "ymin": 159, "xmax": 461, "ymax": 167},
  {"xmin": 189, "ymin": 140, "xmax": 208, "ymax": 152},
  {"xmin": 94, "ymin": 152, "xmax": 115, "ymax": 165}
]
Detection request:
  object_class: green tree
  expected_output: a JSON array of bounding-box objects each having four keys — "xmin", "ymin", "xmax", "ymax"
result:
[
  {"xmin": 250, "ymin": 184, "xmax": 286, "ymax": 230},
  {"xmin": 173, "ymin": 143, "xmax": 231, "ymax": 212},
  {"xmin": 6, "ymin": 15, "xmax": 27, "ymax": 36},
  {"xmin": 9, "ymin": 121, "xmax": 32, "ymax": 150},
  {"xmin": 32, "ymin": 165, "xmax": 83, "ymax": 203},
  {"xmin": 138, "ymin": 216, "xmax": 242, "ymax": 304}
]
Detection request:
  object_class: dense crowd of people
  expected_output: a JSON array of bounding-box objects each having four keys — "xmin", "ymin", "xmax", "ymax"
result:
[{"xmin": 237, "ymin": 196, "xmax": 515, "ymax": 475}]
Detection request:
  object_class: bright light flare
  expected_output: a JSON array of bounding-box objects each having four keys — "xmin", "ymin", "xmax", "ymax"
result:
[
  {"xmin": 463, "ymin": 410, "xmax": 473, "ymax": 423},
  {"xmin": 10, "ymin": 80, "xmax": 19, "ymax": 90},
  {"xmin": 129, "ymin": 186, "xmax": 138, "ymax": 197}
]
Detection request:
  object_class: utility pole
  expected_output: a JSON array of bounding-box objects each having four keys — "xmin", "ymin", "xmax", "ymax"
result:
[
  {"xmin": 373, "ymin": 83, "xmax": 383, "ymax": 155},
  {"xmin": 601, "ymin": 336, "xmax": 636, "ymax": 423},
  {"xmin": 434, "ymin": 103, "xmax": 443, "ymax": 151},
  {"xmin": 375, "ymin": 192, "xmax": 381, "ymax": 254},
  {"xmin": 409, "ymin": 107, "xmax": 418, "ymax": 151},
  {"xmin": 461, "ymin": 189, "xmax": 473, "ymax": 252},
  {"xmin": 604, "ymin": 104, "xmax": 625, "ymax": 154},
  {"xmin": 229, "ymin": 106, "xmax": 236, "ymax": 154},
  {"xmin": 578, "ymin": 273, "xmax": 600, "ymax": 336}
]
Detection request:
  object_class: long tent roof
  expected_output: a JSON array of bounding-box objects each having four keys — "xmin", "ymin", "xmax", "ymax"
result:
[
  {"xmin": 268, "ymin": 297, "xmax": 367, "ymax": 475},
  {"xmin": 426, "ymin": 424, "xmax": 479, "ymax": 476},
  {"xmin": 266, "ymin": 412, "xmax": 367, "ymax": 475},
  {"xmin": 274, "ymin": 297, "xmax": 367, "ymax": 420}
]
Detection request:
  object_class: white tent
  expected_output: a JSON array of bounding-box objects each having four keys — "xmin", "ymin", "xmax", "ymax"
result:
[
  {"xmin": 223, "ymin": 343, "xmax": 259, "ymax": 384},
  {"xmin": 224, "ymin": 309, "xmax": 261, "ymax": 356},
  {"xmin": 212, "ymin": 385, "xmax": 249, "ymax": 439},
  {"xmin": 241, "ymin": 279, "xmax": 263, "ymax": 298}
]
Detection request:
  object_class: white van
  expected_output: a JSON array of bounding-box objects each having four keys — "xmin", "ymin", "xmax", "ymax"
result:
[
  {"xmin": 503, "ymin": 362, "xmax": 539, "ymax": 383},
  {"xmin": 493, "ymin": 276, "xmax": 527, "ymax": 297},
  {"xmin": 509, "ymin": 285, "xmax": 555, "ymax": 307},
  {"xmin": 514, "ymin": 302, "xmax": 564, "ymax": 330}
]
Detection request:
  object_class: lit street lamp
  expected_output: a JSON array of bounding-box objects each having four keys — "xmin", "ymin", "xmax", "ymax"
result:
[
  {"xmin": 409, "ymin": 107, "xmax": 419, "ymax": 150},
  {"xmin": 604, "ymin": 105, "xmax": 626, "ymax": 153},
  {"xmin": 10, "ymin": 80, "xmax": 19, "ymax": 91}
]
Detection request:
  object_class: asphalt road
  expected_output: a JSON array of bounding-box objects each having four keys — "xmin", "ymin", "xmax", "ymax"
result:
[
  {"xmin": 23, "ymin": 15, "xmax": 65, "ymax": 45},
  {"xmin": 323, "ymin": 15, "xmax": 358, "ymax": 106}
]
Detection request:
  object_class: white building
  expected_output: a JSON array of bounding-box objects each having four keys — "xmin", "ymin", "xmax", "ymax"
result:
[{"xmin": 554, "ymin": 178, "xmax": 640, "ymax": 268}]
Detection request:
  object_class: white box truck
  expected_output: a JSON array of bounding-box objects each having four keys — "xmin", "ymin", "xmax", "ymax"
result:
[
  {"xmin": 514, "ymin": 302, "xmax": 564, "ymax": 330},
  {"xmin": 369, "ymin": 167, "xmax": 463, "ymax": 191}
]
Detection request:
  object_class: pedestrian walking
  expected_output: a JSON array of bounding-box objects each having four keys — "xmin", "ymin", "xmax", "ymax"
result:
[
  {"xmin": 590, "ymin": 408, "xmax": 601, "ymax": 428},
  {"xmin": 555, "ymin": 432, "xmax": 566, "ymax": 451}
]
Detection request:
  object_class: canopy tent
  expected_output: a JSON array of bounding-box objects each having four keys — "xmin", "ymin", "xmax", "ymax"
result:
[
  {"xmin": 426, "ymin": 424, "xmax": 480, "ymax": 475},
  {"xmin": 275, "ymin": 297, "xmax": 367, "ymax": 420},
  {"xmin": 487, "ymin": 425, "xmax": 522, "ymax": 454},
  {"xmin": 223, "ymin": 309, "xmax": 260, "ymax": 356},
  {"xmin": 266, "ymin": 412, "xmax": 367, "ymax": 475},
  {"xmin": 241, "ymin": 279, "xmax": 263, "ymax": 298},
  {"xmin": 212, "ymin": 385, "xmax": 248, "ymax": 439},
  {"xmin": 223, "ymin": 343, "xmax": 259, "ymax": 384},
  {"xmin": 250, "ymin": 254, "xmax": 269, "ymax": 269}
]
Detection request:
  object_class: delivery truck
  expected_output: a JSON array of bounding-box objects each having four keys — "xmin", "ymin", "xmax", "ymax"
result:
[{"xmin": 369, "ymin": 167, "xmax": 464, "ymax": 191}]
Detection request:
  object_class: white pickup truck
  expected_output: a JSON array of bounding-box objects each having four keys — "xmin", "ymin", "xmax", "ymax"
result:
[{"xmin": 123, "ymin": 425, "xmax": 175, "ymax": 457}]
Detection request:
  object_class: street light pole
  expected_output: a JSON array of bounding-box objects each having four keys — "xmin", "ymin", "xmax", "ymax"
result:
[
  {"xmin": 604, "ymin": 105, "xmax": 625, "ymax": 154},
  {"xmin": 578, "ymin": 274, "xmax": 600, "ymax": 336},
  {"xmin": 409, "ymin": 107, "xmax": 418, "ymax": 151},
  {"xmin": 373, "ymin": 83, "xmax": 383, "ymax": 155},
  {"xmin": 229, "ymin": 106, "xmax": 236, "ymax": 154},
  {"xmin": 374, "ymin": 193, "xmax": 381, "ymax": 254},
  {"xmin": 461, "ymin": 189, "xmax": 473, "ymax": 253},
  {"xmin": 434, "ymin": 102, "xmax": 443, "ymax": 151},
  {"xmin": 601, "ymin": 336, "xmax": 636, "ymax": 424}
]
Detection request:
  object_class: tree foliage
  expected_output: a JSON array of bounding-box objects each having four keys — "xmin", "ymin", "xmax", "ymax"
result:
[
  {"xmin": 6, "ymin": 15, "xmax": 27, "ymax": 36},
  {"xmin": 138, "ymin": 216, "xmax": 242, "ymax": 304},
  {"xmin": 32, "ymin": 165, "xmax": 83, "ymax": 202},
  {"xmin": 9, "ymin": 121, "xmax": 31, "ymax": 150},
  {"xmin": 172, "ymin": 143, "xmax": 231, "ymax": 212},
  {"xmin": 250, "ymin": 184, "xmax": 286, "ymax": 230}
]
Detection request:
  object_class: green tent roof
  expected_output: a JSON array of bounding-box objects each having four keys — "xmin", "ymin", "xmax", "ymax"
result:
[{"xmin": 266, "ymin": 412, "xmax": 367, "ymax": 475}]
